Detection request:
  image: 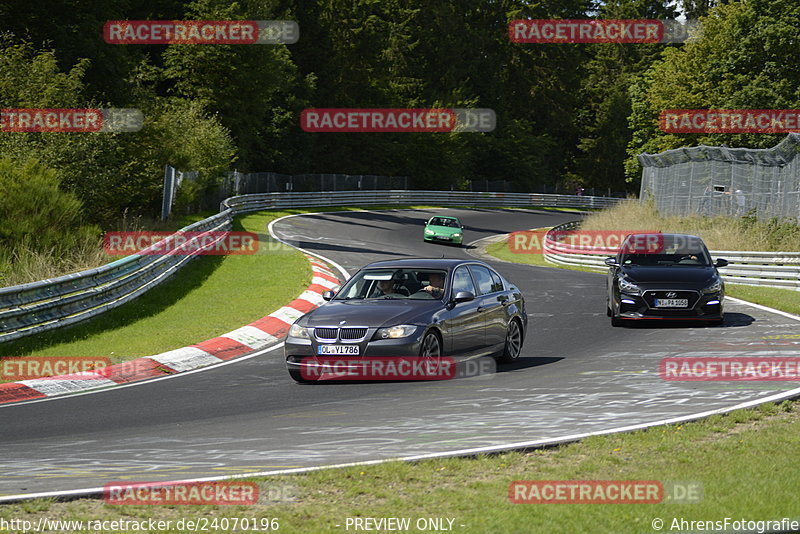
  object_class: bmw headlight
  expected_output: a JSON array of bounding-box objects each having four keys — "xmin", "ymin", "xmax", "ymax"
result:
[
  {"xmin": 425, "ymin": 229, "xmax": 434, "ymax": 235},
  {"xmin": 375, "ymin": 325, "xmax": 418, "ymax": 339},
  {"xmin": 618, "ymin": 277, "xmax": 642, "ymax": 295},
  {"xmin": 703, "ymin": 278, "xmax": 723, "ymax": 294},
  {"xmin": 288, "ymin": 323, "xmax": 310, "ymax": 339}
]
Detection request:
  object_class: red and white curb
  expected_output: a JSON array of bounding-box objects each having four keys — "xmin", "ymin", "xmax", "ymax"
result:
[{"xmin": 0, "ymin": 254, "xmax": 341, "ymax": 405}]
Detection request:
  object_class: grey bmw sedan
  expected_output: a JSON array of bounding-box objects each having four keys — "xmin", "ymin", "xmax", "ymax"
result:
[{"xmin": 285, "ymin": 258, "xmax": 527, "ymax": 382}]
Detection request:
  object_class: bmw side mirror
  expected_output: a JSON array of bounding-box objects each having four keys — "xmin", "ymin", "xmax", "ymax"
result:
[
  {"xmin": 604, "ymin": 257, "xmax": 619, "ymax": 267},
  {"xmin": 714, "ymin": 258, "xmax": 729, "ymax": 268},
  {"xmin": 322, "ymin": 290, "xmax": 335, "ymax": 301},
  {"xmin": 453, "ymin": 291, "xmax": 475, "ymax": 303}
]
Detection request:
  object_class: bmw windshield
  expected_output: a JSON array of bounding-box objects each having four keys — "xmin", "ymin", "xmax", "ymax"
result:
[{"xmin": 334, "ymin": 269, "xmax": 448, "ymax": 300}]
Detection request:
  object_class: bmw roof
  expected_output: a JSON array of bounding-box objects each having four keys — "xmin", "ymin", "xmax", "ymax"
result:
[{"xmin": 359, "ymin": 258, "xmax": 488, "ymax": 270}]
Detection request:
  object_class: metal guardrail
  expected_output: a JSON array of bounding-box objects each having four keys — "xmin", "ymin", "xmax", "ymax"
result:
[
  {"xmin": 221, "ymin": 190, "xmax": 625, "ymax": 212},
  {"xmin": 542, "ymin": 221, "xmax": 800, "ymax": 291},
  {"xmin": 0, "ymin": 191, "xmax": 625, "ymax": 344}
]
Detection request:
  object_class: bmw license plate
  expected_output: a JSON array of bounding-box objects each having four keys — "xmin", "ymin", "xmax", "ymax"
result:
[
  {"xmin": 654, "ymin": 298, "xmax": 689, "ymax": 308},
  {"xmin": 318, "ymin": 345, "xmax": 360, "ymax": 355}
]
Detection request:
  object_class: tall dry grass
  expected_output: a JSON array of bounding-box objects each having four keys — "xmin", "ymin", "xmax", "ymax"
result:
[
  {"xmin": 0, "ymin": 241, "xmax": 108, "ymax": 288},
  {"xmin": 0, "ymin": 211, "xmax": 189, "ymax": 288},
  {"xmin": 580, "ymin": 200, "xmax": 800, "ymax": 251}
]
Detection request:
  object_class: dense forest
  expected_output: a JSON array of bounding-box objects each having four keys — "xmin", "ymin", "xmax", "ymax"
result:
[{"xmin": 0, "ymin": 0, "xmax": 797, "ymax": 231}]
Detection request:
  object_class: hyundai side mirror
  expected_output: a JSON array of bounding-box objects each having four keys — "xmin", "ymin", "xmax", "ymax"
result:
[
  {"xmin": 322, "ymin": 290, "xmax": 335, "ymax": 301},
  {"xmin": 453, "ymin": 291, "xmax": 475, "ymax": 303},
  {"xmin": 714, "ymin": 258, "xmax": 729, "ymax": 268},
  {"xmin": 604, "ymin": 257, "xmax": 619, "ymax": 267}
]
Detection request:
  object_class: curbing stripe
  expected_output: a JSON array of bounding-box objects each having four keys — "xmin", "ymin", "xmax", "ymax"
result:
[
  {"xmin": 22, "ymin": 374, "xmax": 119, "ymax": 396},
  {"xmin": 150, "ymin": 347, "xmax": 222, "ymax": 373},
  {"xmin": 297, "ymin": 290, "xmax": 326, "ymax": 306},
  {"xmin": 287, "ymin": 299, "xmax": 319, "ymax": 314},
  {"xmin": 222, "ymin": 325, "xmax": 279, "ymax": 350},
  {"xmin": 306, "ymin": 283, "xmax": 332, "ymax": 295},
  {"xmin": 312, "ymin": 267, "xmax": 338, "ymax": 279},
  {"xmin": 249, "ymin": 316, "xmax": 291, "ymax": 337},
  {"xmin": 314, "ymin": 272, "xmax": 341, "ymax": 285},
  {"xmin": 98, "ymin": 358, "xmax": 174, "ymax": 383},
  {"xmin": 193, "ymin": 334, "xmax": 267, "ymax": 361},
  {"xmin": 0, "ymin": 383, "xmax": 46, "ymax": 404},
  {"xmin": 270, "ymin": 305, "xmax": 307, "ymax": 326},
  {"xmin": 312, "ymin": 276, "xmax": 340, "ymax": 289}
]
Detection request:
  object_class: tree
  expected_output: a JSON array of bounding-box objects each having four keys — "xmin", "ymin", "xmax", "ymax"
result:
[
  {"xmin": 573, "ymin": 0, "xmax": 681, "ymax": 192},
  {"xmin": 0, "ymin": 39, "xmax": 236, "ymax": 224},
  {"xmin": 626, "ymin": 0, "xmax": 800, "ymax": 181}
]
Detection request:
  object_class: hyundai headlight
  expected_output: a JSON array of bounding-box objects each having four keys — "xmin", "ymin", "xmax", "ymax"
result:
[
  {"xmin": 452, "ymin": 233, "xmax": 462, "ymax": 238},
  {"xmin": 375, "ymin": 325, "xmax": 418, "ymax": 339},
  {"xmin": 288, "ymin": 323, "xmax": 310, "ymax": 339},
  {"xmin": 425, "ymin": 229, "xmax": 434, "ymax": 235},
  {"xmin": 703, "ymin": 278, "xmax": 723, "ymax": 294},
  {"xmin": 618, "ymin": 277, "xmax": 642, "ymax": 295}
]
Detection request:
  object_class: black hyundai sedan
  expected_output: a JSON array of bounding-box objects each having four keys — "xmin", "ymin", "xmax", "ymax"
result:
[
  {"xmin": 285, "ymin": 258, "xmax": 527, "ymax": 382},
  {"xmin": 605, "ymin": 233, "xmax": 728, "ymax": 326}
]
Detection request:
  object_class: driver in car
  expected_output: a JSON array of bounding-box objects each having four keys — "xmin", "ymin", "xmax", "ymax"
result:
[
  {"xmin": 422, "ymin": 273, "xmax": 445, "ymax": 298},
  {"xmin": 674, "ymin": 244, "xmax": 700, "ymax": 263},
  {"xmin": 376, "ymin": 277, "xmax": 409, "ymax": 297}
]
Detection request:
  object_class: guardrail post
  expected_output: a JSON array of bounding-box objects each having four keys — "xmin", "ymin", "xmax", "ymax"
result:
[{"xmin": 161, "ymin": 165, "xmax": 177, "ymax": 221}]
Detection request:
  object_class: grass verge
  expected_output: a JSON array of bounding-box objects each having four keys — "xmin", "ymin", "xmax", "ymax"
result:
[{"xmin": 2, "ymin": 400, "xmax": 798, "ymax": 533}]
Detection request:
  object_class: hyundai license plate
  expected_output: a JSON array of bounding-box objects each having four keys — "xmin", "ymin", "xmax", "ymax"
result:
[{"xmin": 654, "ymin": 298, "xmax": 689, "ymax": 308}]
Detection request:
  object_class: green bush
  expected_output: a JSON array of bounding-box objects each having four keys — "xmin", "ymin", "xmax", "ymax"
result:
[{"xmin": 0, "ymin": 158, "xmax": 100, "ymax": 286}]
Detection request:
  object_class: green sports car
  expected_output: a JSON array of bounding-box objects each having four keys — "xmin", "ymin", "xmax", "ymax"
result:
[{"xmin": 423, "ymin": 216, "xmax": 464, "ymax": 245}]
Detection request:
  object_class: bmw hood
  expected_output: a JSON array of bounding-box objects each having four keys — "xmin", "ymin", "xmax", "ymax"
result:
[{"xmin": 299, "ymin": 300, "xmax": 439, "ymax": 328}]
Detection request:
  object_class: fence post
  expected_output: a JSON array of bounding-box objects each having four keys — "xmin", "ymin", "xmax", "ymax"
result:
[{"xmin": 161, "ymin": 164, "xmax": 176, "ymax": 220}]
